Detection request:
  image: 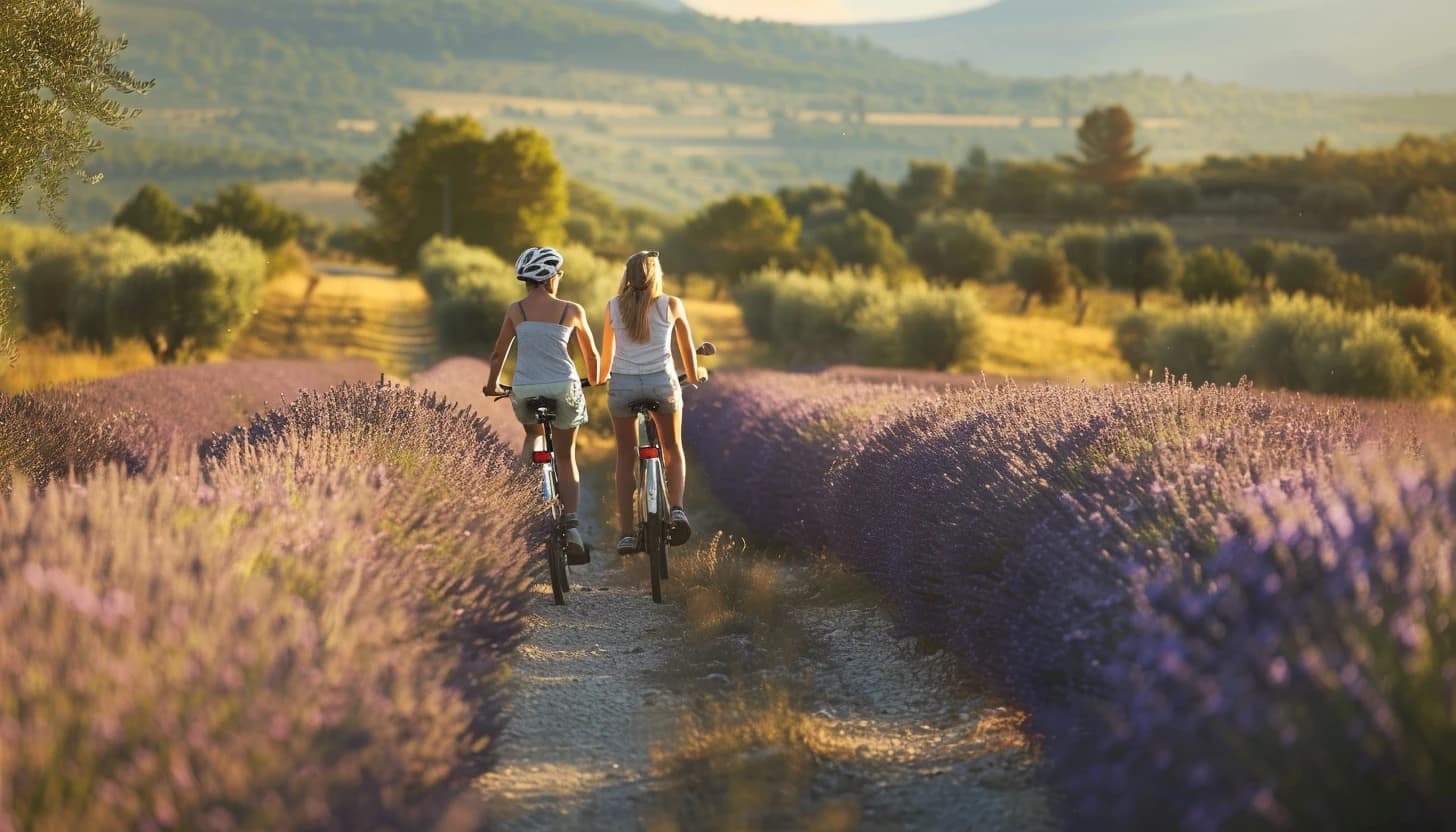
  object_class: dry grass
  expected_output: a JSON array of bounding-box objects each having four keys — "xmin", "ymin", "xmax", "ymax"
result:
[
  {"xmin": 2, "ymin": 336, "xmax": 159, "ymax": 393},
  {"xmin": 978, "ymin": 313, "xmax": 1131, "ymax": 384},
  {"xmin": 231, "ymin": 271, "xmax": 439, "ymax": 377}
]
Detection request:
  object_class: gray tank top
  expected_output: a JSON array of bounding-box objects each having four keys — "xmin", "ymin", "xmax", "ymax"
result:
[{"xmin": 512, "ymin": 302, "xmax": 576, "ymax": 386}]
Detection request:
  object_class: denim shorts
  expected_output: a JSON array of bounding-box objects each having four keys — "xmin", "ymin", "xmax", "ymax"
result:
[
  {"xmin": 608, "ymin": 371, "xmax": 680, "ymax": 419},
  {"xmin": 511, "ymin": 379, "xmax": 588, "ymax": 429}
]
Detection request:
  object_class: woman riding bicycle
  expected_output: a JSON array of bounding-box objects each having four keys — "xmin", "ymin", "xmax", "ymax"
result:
[
  {"xmin": 485, "ymin": 246, "xmax": 604, "ymax": 562},
  {"xmin": 600, "ymin": 250, "xmax": 705, "ymax": 556}
]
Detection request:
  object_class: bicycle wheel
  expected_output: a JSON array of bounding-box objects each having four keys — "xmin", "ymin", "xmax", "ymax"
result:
[
  {"xmin": 646, "ymin": 515, "xmax": 666, "ymax": 604},
  {"xmin": 547, "ymin": 533, "xmax": 568, "ymax": 605}
]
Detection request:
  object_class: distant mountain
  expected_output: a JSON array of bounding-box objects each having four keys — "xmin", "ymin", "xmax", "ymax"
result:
[{"xmin": 841, "ymin": 0, "xmax": 1456, "ymax": 92}]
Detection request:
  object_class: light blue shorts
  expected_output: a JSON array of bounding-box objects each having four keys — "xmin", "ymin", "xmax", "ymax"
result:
[
  {"xmin": 511, "ymin": 379, "xmax": 588, "ymax": 429},
  {"xmin": 608, "ymin": 371, "xmax": 680, "ymax": 419}
]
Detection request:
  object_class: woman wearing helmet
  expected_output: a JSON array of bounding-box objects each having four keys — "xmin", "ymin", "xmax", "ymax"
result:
[
  {"xmin": 485, "ymin": 246, "xmax": 605, "ymax": 562},
  {"xmin": 600, "ymin": 250, "xmax": 706, "ymax": 556}
]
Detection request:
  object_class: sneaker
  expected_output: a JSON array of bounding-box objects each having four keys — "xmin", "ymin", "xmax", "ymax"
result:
[
  {"xmin": 668, "ymin": 507, "xmax": 692, "ymax": 546},
  {"xmin": 617, "ymin": 535, "xmax": 640, "ymax": 556},
  {"xmin": 560, "ymin": 513, "xmax": 589, "ymax": 565}
]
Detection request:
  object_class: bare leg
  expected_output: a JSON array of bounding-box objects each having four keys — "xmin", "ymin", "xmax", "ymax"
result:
[
  {"xmin": 613, "ymin": 415, "xmax": 639, "ymax": 536},
  {"xmin": 652, "ymin": 409, "xmax": 686, "ymax": 509},
  {"xmin": 551, "ymin": 425, "xmax": 581, "ymax": 514}
]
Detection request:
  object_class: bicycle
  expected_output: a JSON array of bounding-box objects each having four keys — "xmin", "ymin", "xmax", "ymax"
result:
[
  {"xmin": 627, "ymin": 342, "xmax": 715, "ymax": 604},
  {"xmin": 485, "ymin": 379, "xmax": 592, "ymax": 605}
]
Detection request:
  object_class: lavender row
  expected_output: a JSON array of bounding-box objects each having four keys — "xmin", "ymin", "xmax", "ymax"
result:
[
  {"xmin": 685, "ymin": 370, "xmax": 1454, "ymax": 830},
  {"xmin": 2, "ymin": 381, "xmax": 540, "ymax": 830},
  {"xmin": 1, "ymin": 358, "xmax": 377, "ymax": 492}
]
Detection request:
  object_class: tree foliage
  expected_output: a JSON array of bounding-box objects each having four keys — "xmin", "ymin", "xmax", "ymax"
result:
[
  {"xmin": 1297, "ymin": 179, "xmax": 1375, "ymax": 229},
  {"xmin": 107, "ymin": 231, "xmax": 267, "ymax": 363},
  {"xmin": 674, "ymin": 194, "xmax": 800, "ymax": 287},
  {"xmin": 187, "ymin": 183, "xmax": 300, "ymax": 252},
  {"xmin": 1272, "ymin": 242, "xmax": 1373, "ymax": 307},
  {"xmin": 1131, "ymin": 176, "xmax": 1200, "ymax": 218},
  {"xmin": 1378, "ymin": 254, "xmax": 1445, "ymax": 309},
  {"xmin": 804, "ymin": 209, "xmax": 908, "ymax": 274},
  {"xmin": 907, "ymin": 211, "xmax": 1009, "ymax": 286},
  {"xmin": 114, "ymin": 183, "xmax": 187, "ymax": 245},
  {"xmin": 1180, "ymin": 246, "xmax": 1252, "ymax": 304},
  {"xmin": 1105, "ymin": 221, "xmax": 1182, "ymax": 308},
  {"xmin": 358, "ymin": 115, "xmax": 568, "ymax": 268},
  {"xmin": 0, "ymin": 0, "xmax": 152, "ymax": 216},
  {"xmin": 847, "ymin": 170, "xmax": 914, "ymax": 238},
  {"xmin": 897, "ymin": 160, "xmax": 955, "ymax": 219},
  {"xmin": 1009, "ymin": 241, "xmax": 1072, "ymax": 311},
  {"xmin": 1060, "ymin": 106, "xmax": 1149, "ymax": 196}
]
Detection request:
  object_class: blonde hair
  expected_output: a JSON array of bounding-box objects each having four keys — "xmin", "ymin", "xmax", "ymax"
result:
[{"xmin": 616, "ymin": 251, "xmax": 664, "ymax": 343}]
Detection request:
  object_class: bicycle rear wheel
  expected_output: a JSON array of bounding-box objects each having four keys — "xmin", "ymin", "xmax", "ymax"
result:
[
  {"xmin": 547, "ymin": 534, "xmax": 568, "ymax": 605},
  {"xmin": 646, "ymin": 515, "xmax": 666, "ymax": 604}
]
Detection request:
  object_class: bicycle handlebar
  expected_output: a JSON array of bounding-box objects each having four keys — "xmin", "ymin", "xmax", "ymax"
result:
[{"xmin": 483, "ymin": 341, "xmax": 717, "ymax": 398}]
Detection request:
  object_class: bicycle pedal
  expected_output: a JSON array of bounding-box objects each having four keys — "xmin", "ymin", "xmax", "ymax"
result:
[{"xmin": 567, "ymin": 544, "xmax": 591, "ymax": 566}]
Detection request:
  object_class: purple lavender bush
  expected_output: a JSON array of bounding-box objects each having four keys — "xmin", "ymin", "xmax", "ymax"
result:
[
  {"xmin": 2, "ymin": 381, "xmax": 537, "ymax": 830},
  {"xmin": 687, "ymin": 370, "xmax": 1453, "ymax": 830},
  {"xmin": 1050, "ymin": 451, "xmax": 1456, "ymax": 831}
]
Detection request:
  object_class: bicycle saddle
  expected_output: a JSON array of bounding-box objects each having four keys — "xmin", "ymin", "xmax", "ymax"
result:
[
  {"xmin": 525, "ymin": 396, "xmax": 559, "ymax": 413},
  {"xmin": 628, "ymin": 399, "xmax": 662, "ymax": 412}
]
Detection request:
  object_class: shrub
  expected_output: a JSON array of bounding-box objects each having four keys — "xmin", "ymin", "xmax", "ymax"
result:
[
  {"xmin": 1105, "ymin": 221, "xmax": 1182, "ymax": 308},
  {"xmin": 3, "ymin": 381, "xmax": 537, "ymax": 831},
  {"xmin": 1346, "ymin": 215, "xmax": 1456, "ymax": 277},
  {"xmin": 1405, "ymin": 186, "xmax": 1456, "ymax": 222},
  {"xmin": 686, "ymin": 373, "xmax": 1439, "ymax": 832},
  {"xmin": 113, "ymin": 182, "xmax": 186, "ymax": 244},
  {"xmin": 1130, "ymin": 176, "xmax": 1199, "ymax": 218},
  {"xmin": 1008, "ymin": 240, "xmax": 1072, "ymax": 310},
  {"xmin": 1180, "ymin": 245, "xmax": 1252, "ymax": 304},
  {"xmin": 1113, "ymin": 310, "xmax": 1159, "ymax": 375},
  {"xmin": 66, "ymin": 228, "xmax": 159, "ymax": 348},
  {"xmin": 734, "ymin": 269, "xmax": 984, "ymax": 370},
  {"xmin": 1378, "ymin": 254, "xmax": 1445, "ymax": 308},
  {"xmin": 1297, "ymin": 179, "xmax": 1375, "ymax": 228},
  {"xmin": 893, "ymin": 284, "xmax": 985, "ymax": 370},
  {"xmin": 803, "ymin": 209, "xmax": 908, "ymax": 273},
  {"xmin": 13, "ymin": 238, "xmax": 83, "ymax": 334},
  {"xmin": 906, "ymin": 210, "xmax": 1008, "ymax": 285},
  {"xmin": 187, "ymin": 182, "xmax": 300, "ymax": 253},
  {"xmin": 107, "ymin": 231, "xmax": 267, "ymax": 363},
  {"xmin": 1242, "ymin": 239, "xmax": 1280, "ymax": 287},
  {"xmin": 1271, "ymin": 242, "xmax": 1372, "ymax": 307},
  {"xmin": 418, "ymin": 238, "xmax": 617, "ymax": 357},
  {"xmin": 1047, "ymin": 183, "xmax": 1107, "ymax": 220},
  {"xmin": 1137, "ymin": 294, "xmax": 1456, "ymax": 398},
  {"xmin": 1144, "ymin": 303, "xmax": 1256, "ymax": 384}
]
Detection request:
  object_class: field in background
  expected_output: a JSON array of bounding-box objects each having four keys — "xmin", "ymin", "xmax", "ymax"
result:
[
  {"xmin": 1, "ymin": 337, "xmax": 157, "ymax": 394},
  {"xmin": 231, "ymin": 270, "xmax": 437, "ymax": 378},
  {"xmin": 256, "ymin": 179, "xmax": 367, "ymax": 223}
]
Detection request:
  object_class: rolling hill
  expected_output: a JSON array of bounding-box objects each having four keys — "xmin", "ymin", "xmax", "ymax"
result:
[
  {"xmin": 41, "ymin": 0, "xmax": 1456, "ymax": 227},
  {"xmin": 842, "ymin": 0, "xmax": 1456, "ymax": 92}
]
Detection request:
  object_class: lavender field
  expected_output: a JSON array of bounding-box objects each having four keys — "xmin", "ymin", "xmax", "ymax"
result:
[
  {"xmin": 1, "ymin": 363, "xmax": 542, "ymax": 830},
  {"xmin": 686, "ymin": 371, "xmax": 1456, "ymax": 830}
]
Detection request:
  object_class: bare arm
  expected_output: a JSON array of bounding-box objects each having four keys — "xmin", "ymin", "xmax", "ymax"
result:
[
  {"xmin": 598, "ymin": 305, "xmax": 616, "ymax": 386},
  {"xmin": 670, "ymin": 297, "xmax": 704, "ymax": 382},
  {"xmin": 484, "ymin": 312, "xmax": 517, "ymax": 395},
  {"xmin": 571, "ymin": 304, "xmax": 604, "ymax": 386}
]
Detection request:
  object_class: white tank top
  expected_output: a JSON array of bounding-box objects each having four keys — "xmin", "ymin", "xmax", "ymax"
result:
[{"xmin": 609, "ymin": 295, "xmax": 673, "ymax": 375}]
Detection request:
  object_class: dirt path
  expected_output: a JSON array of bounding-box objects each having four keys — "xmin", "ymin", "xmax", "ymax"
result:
[
  {"xmin": 478, "ymin": 554, "xmax": 685, "ymax": 831},
  {"xmin": 476, "ymin": 506, "xmax": 1052, "ymax": 831}
]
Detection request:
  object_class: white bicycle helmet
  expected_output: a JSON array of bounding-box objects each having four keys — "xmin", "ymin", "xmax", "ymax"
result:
[{"xmin": 515, "ymin": 246, "xmax": 564, "ymax": 283}]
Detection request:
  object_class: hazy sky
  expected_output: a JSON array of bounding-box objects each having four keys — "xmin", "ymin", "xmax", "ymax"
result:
[{"xmin": 683, "ymin": 0, "xmax": 996, "ymax": 24}]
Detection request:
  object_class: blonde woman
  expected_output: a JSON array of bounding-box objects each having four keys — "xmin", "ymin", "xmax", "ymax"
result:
[{"xmin": 601, "ymin": 250, "xmax": 706, "ymax": 556}]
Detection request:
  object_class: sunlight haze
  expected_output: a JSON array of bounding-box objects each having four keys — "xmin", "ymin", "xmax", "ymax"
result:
[{"xmin": 683, "ymin": 0, "xmax": 996, "ymax": 24}]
